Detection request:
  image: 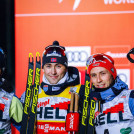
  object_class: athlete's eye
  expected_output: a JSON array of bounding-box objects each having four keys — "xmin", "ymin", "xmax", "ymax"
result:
[{"xmin": 90, "ymin": 74, "xmax": 96, "ymax": 78}]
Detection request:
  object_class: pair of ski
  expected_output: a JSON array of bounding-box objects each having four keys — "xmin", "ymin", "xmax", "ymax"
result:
[
  {"xmin": 20, "ymin": 52, "xmax": 41, "ymax": 134},
  {"xmin": 79, "ymin": 72, "xmax": 96, "ymax": 134}
]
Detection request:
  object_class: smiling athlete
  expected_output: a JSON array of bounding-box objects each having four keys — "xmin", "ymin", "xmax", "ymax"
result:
[
  {"xmin": 79, "ymin": 53, "xmax": 134, "ymax": 134},
  {"xmin": 21, "ymin": 41, "xmax": 81, "ymax": 134}
]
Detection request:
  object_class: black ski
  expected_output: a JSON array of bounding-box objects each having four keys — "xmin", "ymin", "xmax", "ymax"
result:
[
  {"xmin": 27, "ymin": 52, "xmax": 41, "ymax": 134},
  {"xmin": 79, "ymin": 72, "xmax": 91, "ymax": 134},
  {"xmin": 79, "ymin": 71, "xmax": 96, "ymax": 134},
  {"xmin": 20, "ymin": 52, "xmax": 41, "ymax": 134},
  {"xmin": 20, "ymin": 53, "xmax": 34, "ymax": 134},
  {"xmin": 87, "ymin": 94, "xmax": 96, "ymax": 134}
]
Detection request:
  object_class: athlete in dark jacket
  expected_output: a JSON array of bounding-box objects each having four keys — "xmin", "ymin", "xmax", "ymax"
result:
[{"xmin": 21, "ymin": 41, "xmax": 81, "ymax": 134}]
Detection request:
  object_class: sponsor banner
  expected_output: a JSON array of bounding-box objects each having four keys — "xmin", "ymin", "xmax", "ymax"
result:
[
  {"xmin": 93, "ymin": 45, "xmax": 131, "ymax": 66},
  {"xmin": 15, "ymin": 0, "xmax": 134, "ymax": 14},
  {"xmin": 65, "ymin": 46, "xmax": 91, "ymax": 67},
  {"xmin": 14, "ymin": 0, "xmax": 134, "ymax": 133},
  {"xmin": 104, "ymin": 0, "xmax": 134, "ymax": 5},
  {"xmin": 117, "ymin": 69, "xmax": 130, "ymax": 88}
]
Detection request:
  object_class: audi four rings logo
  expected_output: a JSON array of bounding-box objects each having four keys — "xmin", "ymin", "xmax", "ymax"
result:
[
  {"xmin": 66, "ymin": 51, "xmax": 88, "ymax": 62},
  {"xmin": 117, "ymin": 69, "xmax": 130, "ymax": 88},
  {"xmin": 118, "ymin": 73, "xmax": 127, "ymax": 83}
]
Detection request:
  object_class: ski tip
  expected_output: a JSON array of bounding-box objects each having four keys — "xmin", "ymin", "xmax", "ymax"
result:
[
  {"xmin": 29, "ymin": 53, "xmax": 33, "ymax": 57},
  {"xmin": 36, "ymin": 52, "xmax": 40, "ymax": 57},
  {"xmin": 29, "ymin": 53, "xmax": 34, "ymax": 63}
]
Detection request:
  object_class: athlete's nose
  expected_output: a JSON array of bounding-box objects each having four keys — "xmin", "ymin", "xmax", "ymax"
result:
[
  {"xmin": 51, "ymin": 67, "xmax": 56, "ymax": 75},
  {"xmin": 97, "ymin": 75, "xmax": 102, "ymax": 83}
]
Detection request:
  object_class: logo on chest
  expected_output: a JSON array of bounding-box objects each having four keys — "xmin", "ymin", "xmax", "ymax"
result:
[
  {"xmin": 95, "ymin": 103, "xmax": 129, "ymax": 126},
  {"xmin": 37, "ymin": 99, "xmax": 70, "ymax": 120}
]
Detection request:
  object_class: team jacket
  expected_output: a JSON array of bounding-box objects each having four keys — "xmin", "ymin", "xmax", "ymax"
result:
[
  {"xmin": 0, "ymin": 89, "xmax": 23, "ymax": 134},
  {"xmin": 21, "ymin": 66, "xmax": 81, "ymax": 134},
  {"xmin": 0, "ymin": 78, "xmax": 23, "ymax": 133},
  {"xmin": 0, "ymin": 89, "xmax": 13, "ymax": 134}
]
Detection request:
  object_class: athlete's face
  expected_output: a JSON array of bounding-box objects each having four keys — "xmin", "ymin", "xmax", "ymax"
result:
[
  {"xmin": 90, "ymin": 67, "xmax": 114, "ymax": 89},
  {"xmin": 43, "ymin": 63, "xmax": 67, "ymax": 84}
]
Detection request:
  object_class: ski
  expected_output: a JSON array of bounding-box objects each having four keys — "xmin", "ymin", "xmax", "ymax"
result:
[
  {"xmin": 27, "ymin": 52, "xmax": 41, "ymax": 134},
  {"xmin": 86, "ymin": 94, "xmax": 96, "ymax": 134},
  {"xmin": 20, "ymin": 52, "xmax": 41, "ymax": 134},
  {"xmin": 79, "ymin": 68, "xmax": 97, "ymax": 134},
  {"xmin": 79, "ymin": 72, "xmax": 91, "ymax": 134},
  {"xmin": 20, "ymin": 53, "xmax": 34, "ymax": 134}
]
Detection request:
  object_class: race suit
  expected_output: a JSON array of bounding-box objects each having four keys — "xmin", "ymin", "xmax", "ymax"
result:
[
  {"xmin": 95, "ymin": 90, "xmax": 134, "ymax": 134},
  {"xmin": 21, "ymin": 66, "xmax": 81, "ymax": 134}
]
